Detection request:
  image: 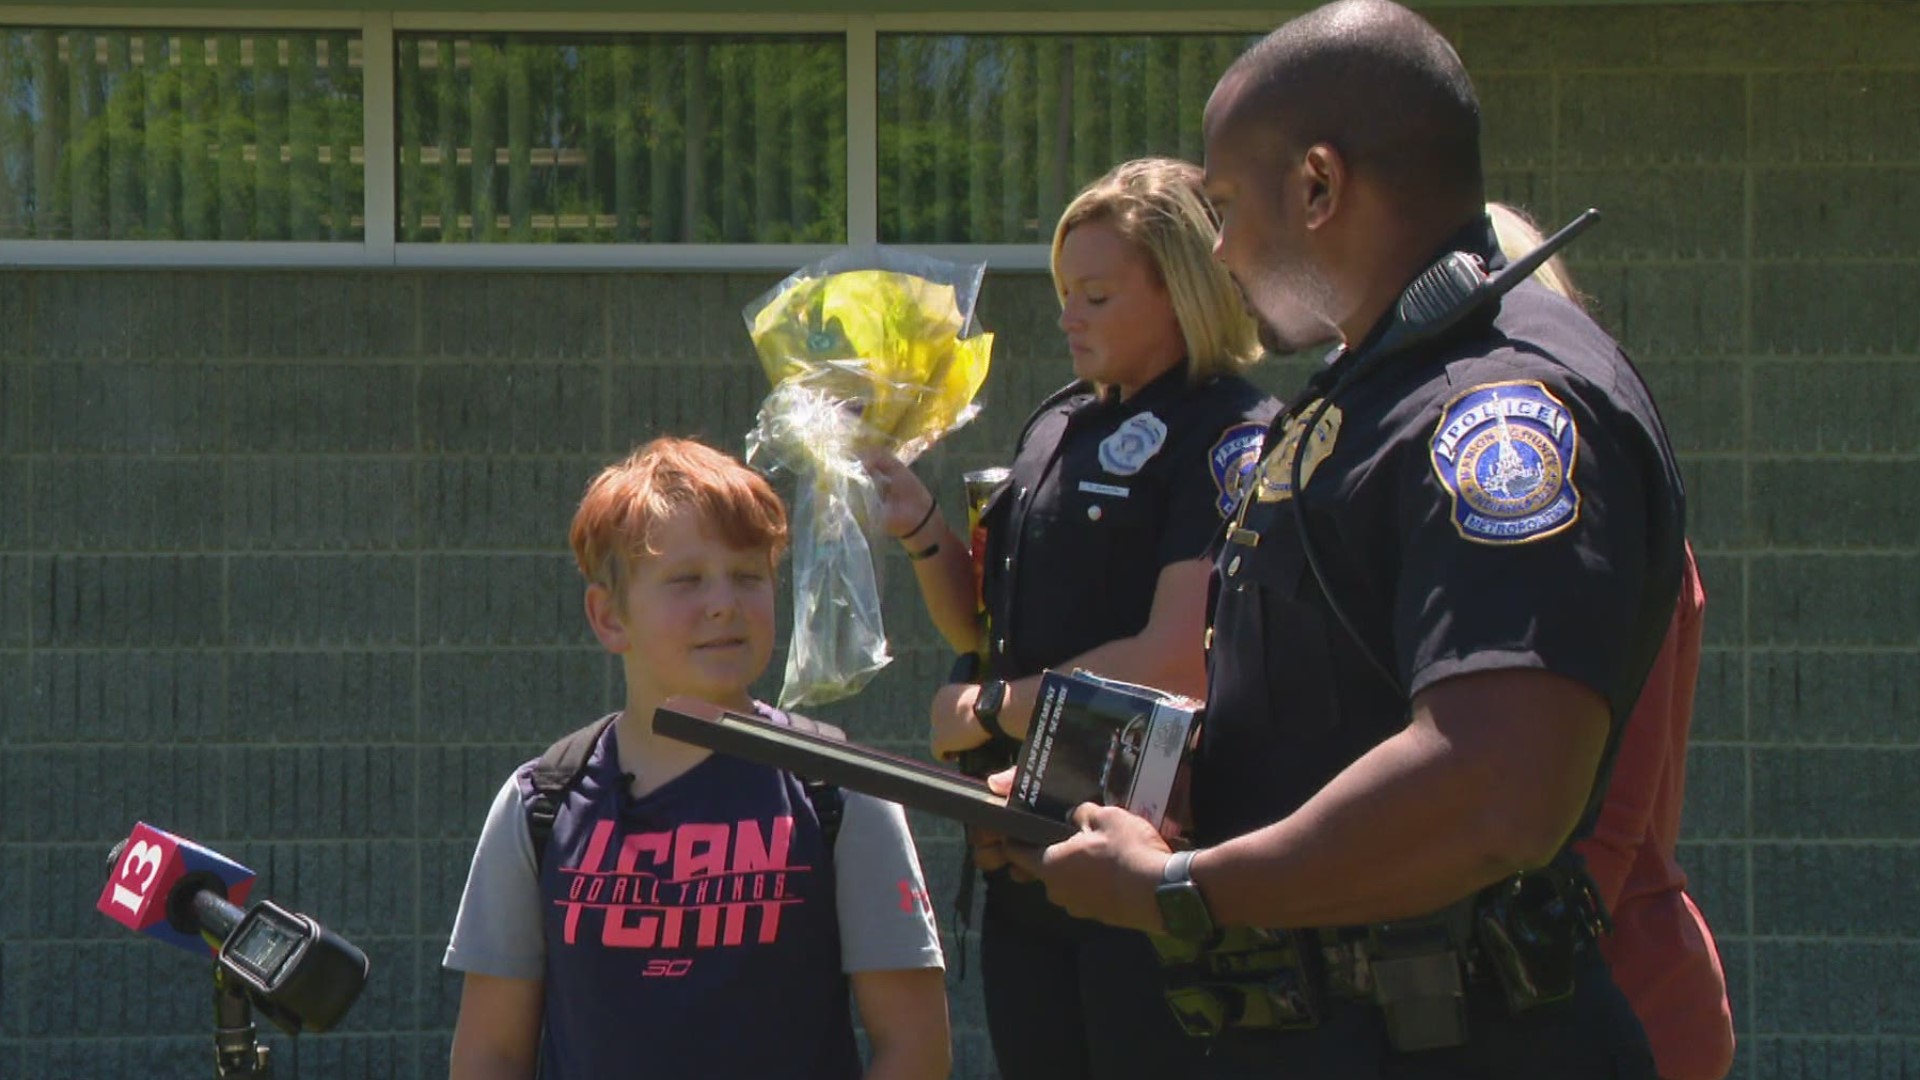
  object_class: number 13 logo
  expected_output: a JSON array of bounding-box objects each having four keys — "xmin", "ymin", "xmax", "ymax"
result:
[{"xmin": 109, "ymin": 840, "xmax": 165, "ymax": 914}]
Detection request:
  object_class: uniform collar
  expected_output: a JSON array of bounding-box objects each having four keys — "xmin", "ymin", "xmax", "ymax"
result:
[
  {"xmin": 1093, "ymin": 357, "xmax": 1193, "ymax": 416},
  {"xmin": 1326, "ymin": 213, "xmax": 1503, "ymax": 378}
]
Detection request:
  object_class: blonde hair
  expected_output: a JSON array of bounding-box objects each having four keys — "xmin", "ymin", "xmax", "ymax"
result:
[
  {"xmin": 1487, "ymin": 202, "xmax": 1583, "ymax": 308},
  {"xmin": 1050, "ymin": 157, "xmax": 1262, "ymax": 381}
]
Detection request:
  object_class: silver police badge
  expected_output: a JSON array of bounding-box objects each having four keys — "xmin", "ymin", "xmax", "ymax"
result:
[
  {"xmin": 1430, "ymin": 380, "xmax": 1580, "ymax": 544},
  {"xmin": 1099, "ymin": 412, "xmax": 1168, "ymax": 476}
]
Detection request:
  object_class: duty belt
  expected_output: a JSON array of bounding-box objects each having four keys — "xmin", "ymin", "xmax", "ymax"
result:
[{"xmin": 1151, "ymin": 865, "xmax": 1609, "ymax": 1050}]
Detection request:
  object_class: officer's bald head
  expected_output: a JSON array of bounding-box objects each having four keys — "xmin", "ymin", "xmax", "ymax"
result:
[{"xmin": 1210, "ymin": 0, "xmax": 1483, "ymax": 215}]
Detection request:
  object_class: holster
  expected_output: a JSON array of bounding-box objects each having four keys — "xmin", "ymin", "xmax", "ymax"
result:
[{"xmin": 1473, "ymin": 863, "xmax": 1609, "ymax": 1014}]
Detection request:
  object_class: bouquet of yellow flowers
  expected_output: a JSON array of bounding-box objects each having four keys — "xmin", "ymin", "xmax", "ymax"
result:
[{"xmin": 745, "ymin": 249, "xmax": 994, "ymax": 708}]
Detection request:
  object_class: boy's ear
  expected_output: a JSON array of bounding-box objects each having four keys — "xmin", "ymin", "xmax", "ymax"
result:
[{"xmin": 584, "ymin": 583, "xmax": 630, "ymax": 654}]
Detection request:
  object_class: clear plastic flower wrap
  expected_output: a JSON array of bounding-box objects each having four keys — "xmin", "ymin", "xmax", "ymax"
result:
[{"xmin": 744, "ymin": 248, "xmax": 995, "ymax": 709}]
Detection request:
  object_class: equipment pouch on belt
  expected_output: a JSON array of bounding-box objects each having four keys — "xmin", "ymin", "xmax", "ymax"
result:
[
  {"xmin": 1473, "ymin": 864, "xmax": 1609, "ymax": 1014},
  {"xmin": 1364, "ymin": 902, "xmax": 1474, "ymax": 1053},
  {"xmin": 1150, "ymin": 926, "xmax": 1322, "ymax": 1038}
]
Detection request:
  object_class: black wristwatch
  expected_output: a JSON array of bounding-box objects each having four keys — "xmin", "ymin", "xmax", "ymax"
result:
[
  {"xmin": 972, "ymin": 678, "xmax": 1011, "ymax": 742},
  {"xmin": 1156, "ymin": 849, "xmax": 1217, "ymax": 942}
]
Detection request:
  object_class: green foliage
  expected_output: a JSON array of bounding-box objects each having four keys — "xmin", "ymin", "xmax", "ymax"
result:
[
  {"xmin": 392, "ymin": 32, "xmax": 848, "ymax": 245},
  {"xmin": 0, "ymin": 28, "xmax": 365, "ymax": 241},
  {"xmin": 0, "ymin": 27, "xmax": 1246, "ymax": 246},
  {"xmin": 875, "ymin": 32, "xmax": 1257, "ymax": 245}
]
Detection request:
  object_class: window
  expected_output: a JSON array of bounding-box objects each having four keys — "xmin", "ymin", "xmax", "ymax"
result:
[
  {"xmin": 0, "ymin": 13, "xmax": 1275, "ymax": 266},
  {"xmin": 394, "ymin": 33, "xmax": 846, "ymax": 244},
  {"xmin": 877, "ymin": 33, "xmax": 1255, "ymax": 244},
  {"xmin": 0, "ymin": 27, "xmax": 365, "ymax": 241}
]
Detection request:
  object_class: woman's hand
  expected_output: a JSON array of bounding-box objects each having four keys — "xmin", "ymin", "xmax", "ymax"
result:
[
  {"xmin": 930, "ymin": 681, "xmax": 991, "ymax": 761},
  {"xmin": 865, "ymin": 452, "xmax": 939, "ymax": 542}
]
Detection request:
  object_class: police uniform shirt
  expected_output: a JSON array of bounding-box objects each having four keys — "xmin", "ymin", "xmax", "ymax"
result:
[
  {"xmin": 983, "ymin": 362, "xmax": 1279, "ymax": 680},
  {"xmin": 1194, "ymin": 219, "xmax": 1687, "ymax": 849}
]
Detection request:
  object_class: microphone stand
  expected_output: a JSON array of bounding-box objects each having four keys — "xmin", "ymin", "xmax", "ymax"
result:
[{"xmin": 213, "ymin": 968, "xmax": 272, "ymax": 1078}]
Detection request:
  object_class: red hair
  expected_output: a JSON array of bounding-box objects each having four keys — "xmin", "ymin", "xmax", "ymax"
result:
[{"xmin": 569, "ymin": 437, "xmax": 788, "ymax": 595}]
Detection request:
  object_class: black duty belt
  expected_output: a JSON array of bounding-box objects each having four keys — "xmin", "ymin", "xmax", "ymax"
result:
[{"xmin": 1152, "ymin": 865, "xmax": 1609, "ymax": 1051}]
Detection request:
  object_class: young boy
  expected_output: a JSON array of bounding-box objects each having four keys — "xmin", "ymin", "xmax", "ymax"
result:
[{"xmin": 445, "ymin": 437, "xmax": 950, "ymax": 1080}]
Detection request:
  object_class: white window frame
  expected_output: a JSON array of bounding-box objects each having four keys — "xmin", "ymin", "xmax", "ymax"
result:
[{"xmin": 0, "ymin": 7, "xmax": 1279, "ymax": 271}]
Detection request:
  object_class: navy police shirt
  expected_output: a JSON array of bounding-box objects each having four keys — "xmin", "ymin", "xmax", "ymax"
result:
[
  {"xmin": 983, "ymin": 361, "xmax": 1280, "ymax": 681},
  {"xmin": 1194, "ymin": 218, "xmax": 1687, "ymax": 851}
]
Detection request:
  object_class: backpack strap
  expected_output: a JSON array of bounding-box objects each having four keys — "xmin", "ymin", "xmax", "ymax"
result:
[
  {"xmin": 524, "ymin": 714, "xmax": 618, "ymax": 872},
  {"xmin": 762, "ymin": 707, "xmax": 848, "ymax": 852},
  {"xmin": 524, "ymin": 708, "xmax": 850, "ymax": 867}
]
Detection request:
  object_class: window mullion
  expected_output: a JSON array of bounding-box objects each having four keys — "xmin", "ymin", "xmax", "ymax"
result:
[
  {"xmin": 361, "ymin": 11, "xmax": 396, "ymax": 265},
  {"xmin": 845, "ymin": 15, "xmax": 877, "ymax": 247}
]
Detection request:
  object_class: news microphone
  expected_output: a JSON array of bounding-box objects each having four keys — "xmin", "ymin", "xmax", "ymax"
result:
[
  {"xmin": 99, "ymin": 821, "xmax": 256, "ymax": 955},
  {"xmin": 100, "ymin": 823, "xmax": 371, "ymax": 1034}
]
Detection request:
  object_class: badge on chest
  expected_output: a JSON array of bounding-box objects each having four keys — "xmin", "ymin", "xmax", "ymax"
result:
[
  {"xmin": 1099, "ymin": 412, "xmax": 1168, "ymax": 476},
  {"xmin": 1254, "ymin": 402, "xmax": 1343, "ymax": 503}
]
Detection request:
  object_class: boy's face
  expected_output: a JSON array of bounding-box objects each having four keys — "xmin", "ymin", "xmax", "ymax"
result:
[{"xmin": 589, "ymin": 505, "xmax": 777, "ymax": 709}]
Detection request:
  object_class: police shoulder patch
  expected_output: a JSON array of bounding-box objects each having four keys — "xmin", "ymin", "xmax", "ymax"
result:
[
  {"xmin": 1429, "ymin": 380, "xmax": 1580, "ymax": 545},
  {"xmin": 1208, "ymin": 421, "xmax": 1266, "ymax": 518}
]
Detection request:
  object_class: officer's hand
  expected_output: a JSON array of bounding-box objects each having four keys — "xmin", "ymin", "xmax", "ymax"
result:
[
  {"xmin": 930, "ymin": 682, "xmax": 992, "ymax": 760},
  {"xmin": 1002, "ymin": 803, "xmax": 1172, "ymax": 934},
  {"xmin": 966, "ymin": 768, "xmax": 1019, "ymax": 874},
  {"xmin": 863, "ymin": 452, "xmax": 938, "ymax": 541}
]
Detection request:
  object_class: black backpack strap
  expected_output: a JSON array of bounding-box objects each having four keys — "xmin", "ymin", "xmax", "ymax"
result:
[
  {"xmin": 524, "ymin": 714, "xmax": 618, "ymax": 872},
  {"xmin": 763, "ymin": 707, "xmax": 848, "ymax": 852}
]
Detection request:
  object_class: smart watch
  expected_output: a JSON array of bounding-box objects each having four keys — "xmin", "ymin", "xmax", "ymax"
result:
[
  {"xmin": 972, "ymin": 679, "xmax": 1011, "ymax": 742},
  {"xmin": 1155, "ymin": 849, "xmax": 1217, "ymax": 942}
]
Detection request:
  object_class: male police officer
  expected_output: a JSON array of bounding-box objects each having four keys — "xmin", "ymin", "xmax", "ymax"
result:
[{"xmin": 1001, "ymin": 2, "xmax": 1677, "ymax": 1076}]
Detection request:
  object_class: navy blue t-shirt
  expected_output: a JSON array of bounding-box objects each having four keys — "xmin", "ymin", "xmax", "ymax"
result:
[{"xmin": 526, "ymin": 722, "xmax": 859, "ymax": 1079}]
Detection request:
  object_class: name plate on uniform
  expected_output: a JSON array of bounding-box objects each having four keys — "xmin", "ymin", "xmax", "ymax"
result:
[{"xmin": 653, "ymin": 698, "xmax": 1075, "ymax": 847}]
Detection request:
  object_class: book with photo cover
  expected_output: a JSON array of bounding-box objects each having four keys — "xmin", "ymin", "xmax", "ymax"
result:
[
  {"xmin": 1010, "ymin": 669, "xmax": 1201, "ymax": 831},
  {"xmin": 651, "ymin": 697, "xmax": 1075, "ymax": 847}
]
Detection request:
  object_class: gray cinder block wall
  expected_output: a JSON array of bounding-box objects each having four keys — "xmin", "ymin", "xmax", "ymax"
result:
[{"xmin": 2, "ymin": 2, "xmax": 1917, "ymax": 1076}]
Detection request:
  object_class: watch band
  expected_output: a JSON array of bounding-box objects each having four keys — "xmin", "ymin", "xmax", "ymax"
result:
[
  {"xmin": 973, "ymin": 679, "xmax": 1011, "ymax": 742},
  {"xmin": 1154, "ymin": 847, "xmax": 1216, "ymax": 943},
  {"xmin": 1163, "ymin": 848, "xmax": 1199, "ymax": 885}
]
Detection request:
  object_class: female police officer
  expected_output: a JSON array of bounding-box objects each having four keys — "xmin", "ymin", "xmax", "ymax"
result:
[{"xmin": 868, "ymin": 157, "xmax": 1278, "ymax": 1080}]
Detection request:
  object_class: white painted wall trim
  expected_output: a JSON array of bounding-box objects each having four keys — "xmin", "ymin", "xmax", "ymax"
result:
[
  {"xmin": 0, "ymin": 240, "xmax": 1055, "ymax": 272},
  {"xmin": 393, "ymin": 242, "xmax": 846, "ymax": 270},
  {"xmin": 361, "ymin": 12, "xmax": 398, "ymax": 264},
  {"xmin": 0, "ymin": 240, "xmax": 380, "ymax": 267},
  {"xmin": 869, "ymin": 11, "xmax": 1286, "ymax": 32},
  {"xmin": 0, "ymin": 7, "xmax": 364, "ymax": 27},
  {"xmin": 389, "ymin": 11, "xmax": 851, "ymax": 31},
  {"xmin": 845, "ymin": 15, "xmax": 879, "ymax": 248}
]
